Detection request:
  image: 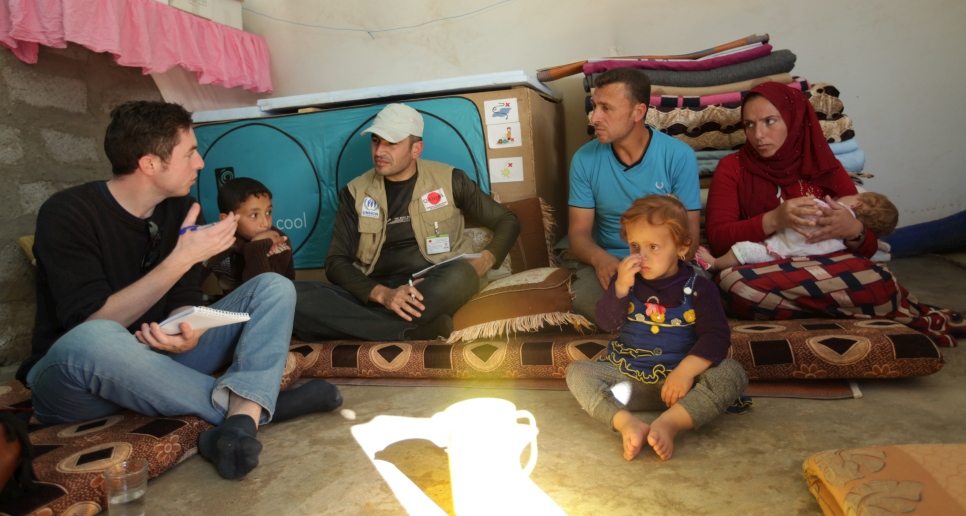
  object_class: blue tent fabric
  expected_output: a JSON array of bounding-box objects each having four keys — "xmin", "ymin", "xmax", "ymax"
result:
[{"xmin": 192, "ymin": 97, "xmax": 488, "ymax": 268}]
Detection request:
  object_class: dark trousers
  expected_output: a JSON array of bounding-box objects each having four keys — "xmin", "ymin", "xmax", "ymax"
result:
[{"xmin": 293, "ymin": 260, "xmax": 480, "ymax": 341}]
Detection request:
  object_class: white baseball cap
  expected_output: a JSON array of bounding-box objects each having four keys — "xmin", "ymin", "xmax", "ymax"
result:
[{"xmin": 360, "ymin": 103, "xmax": 424, "ymax": 143}]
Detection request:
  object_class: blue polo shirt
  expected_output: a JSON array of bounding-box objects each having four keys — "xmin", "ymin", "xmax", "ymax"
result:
[{"xmin": 569, "ymin": 128, "xmax": 700, "ymax": 258}]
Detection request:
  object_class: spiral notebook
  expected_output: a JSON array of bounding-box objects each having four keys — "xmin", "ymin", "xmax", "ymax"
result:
[
  {"xmin": 411, "ymin": 253, "xmax": 482, "ymax": 278},
  {"xmin": 159, "ymin": 306, "xmax": 251, "ymax": 335}
]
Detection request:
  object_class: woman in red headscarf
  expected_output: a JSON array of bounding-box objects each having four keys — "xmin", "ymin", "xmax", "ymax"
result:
[{"xmin": 705, "ymin": 82, "xmax": 963, "ymax": 346}]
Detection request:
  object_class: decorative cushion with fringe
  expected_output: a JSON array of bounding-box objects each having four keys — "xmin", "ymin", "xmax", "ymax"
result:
[
  {"xmin": 447, "ymin": 267, "xmax": 592, "ymax": 343},
  {"xmin": 803, "ymin": 444, "xmax": 966, "ymax": 516}
]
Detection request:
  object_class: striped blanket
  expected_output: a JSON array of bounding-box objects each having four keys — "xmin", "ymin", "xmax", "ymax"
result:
[
  {"xmin": 651, "ymin": 73, "xmax": 794, "ymax": 97},
  {"xmin": 583, "ymin": 50, "xmax": 797, "ymax": 91},
  {"xmin": 715, "ymin": 252, "xmax": 966, "ymax": 347},
  {"xmin": 584, "ymin": 44, "xmax": 772, "ymax": 74}
]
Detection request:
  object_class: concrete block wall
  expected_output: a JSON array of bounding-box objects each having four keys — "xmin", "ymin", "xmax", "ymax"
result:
[{"xmin": 0, "ymin": 44, "xmax": 163, "ymax": 366}]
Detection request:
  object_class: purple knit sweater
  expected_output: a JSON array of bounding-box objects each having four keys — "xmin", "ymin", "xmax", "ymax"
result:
[{"xmin": 595, "ymin": 261, "xmax": 731, "ymax": 365}]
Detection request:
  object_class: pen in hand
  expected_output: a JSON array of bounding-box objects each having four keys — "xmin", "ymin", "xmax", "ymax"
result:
[
  {"xmin": 178, "ymin": 222, "xmax": 218, "ymax": 235},
  {"xmin": 408, "ymin": 279, "xmax": 416, "ymax": 301}
]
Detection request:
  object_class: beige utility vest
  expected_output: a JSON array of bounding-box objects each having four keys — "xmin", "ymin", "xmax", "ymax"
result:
[{"xmin": 347, "ymin": 159, "xmax": 474, "ymax": 275}]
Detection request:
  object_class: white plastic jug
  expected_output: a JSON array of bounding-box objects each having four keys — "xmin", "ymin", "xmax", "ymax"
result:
[{"xmin": 431, "ymin": 398, "xmax": 539, "ymax": 514}]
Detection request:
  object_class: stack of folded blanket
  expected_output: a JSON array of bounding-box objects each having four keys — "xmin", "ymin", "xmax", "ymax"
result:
[
  {"xmin": 686, "ymin": 83, "xmax": 864, "ymax": 184},
  {"xmin": 581, "ymin": 35, "xmax": 867, "ymax": 188}
]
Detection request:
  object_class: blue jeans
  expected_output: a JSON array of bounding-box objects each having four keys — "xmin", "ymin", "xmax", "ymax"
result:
[{"xmin": 26, "ymin": 273, "xmax": 295, "ymax": 426}]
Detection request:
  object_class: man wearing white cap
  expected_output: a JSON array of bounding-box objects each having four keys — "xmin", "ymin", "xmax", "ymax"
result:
[{"xmin": 294, "ymin": 103, "xmax": 520, "ymax": 340}]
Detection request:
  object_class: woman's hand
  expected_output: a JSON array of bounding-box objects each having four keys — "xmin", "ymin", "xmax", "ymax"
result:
[
  {"xmin": 762, "ymin": 196, "xmax": 823, "ymax": 237},
  {"xmin": 806, "ymin": 195, "xmax": 865, "ymax": 244}
]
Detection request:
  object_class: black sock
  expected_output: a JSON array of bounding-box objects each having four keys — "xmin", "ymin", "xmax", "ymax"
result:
[
  {"xmin": 198, "ymin": 414, "xmax": 262, "ymax": 480},
  {"xmin": 273, "ymin": 379, "xmax": 344, "ymax": 423},
  {"xmin": 404, "ymin": 314, "xmax": 454, "ymax": 341}
]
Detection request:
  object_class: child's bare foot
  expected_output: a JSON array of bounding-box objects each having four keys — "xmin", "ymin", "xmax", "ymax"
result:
[
  {"xmin": 646, "ymin": 404, "xmax": 694, "ymax": 461},
  {"xmin": 612, "ymin": 409, "xmax": 650, "ymax": 461}
]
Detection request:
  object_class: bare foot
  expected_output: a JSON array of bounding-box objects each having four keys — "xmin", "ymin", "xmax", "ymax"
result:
[
  {"xmin": 646, "ymin": 404, "xmax": 694, "ymax": 461},
  {"xmin": 612, "ymin": 409, "xmax": 650, "ymax": 461},
  {"xmin": 694, "ymin": 246, "xmax": 717, "ymax": 272}
]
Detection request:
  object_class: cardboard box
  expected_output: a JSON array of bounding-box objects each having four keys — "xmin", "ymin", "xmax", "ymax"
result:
[
  {"xmin": 210, "ymin": 0, "xmax": 243, "ymax": 30},
  {"xmin": 169, "ymin": 0, "xmax": 243, "ymax": 30},
  {"xmin": 464, "ymin": 86, "xmax": 568, "ymax": 244},
  {"xmin": 168, "ymin": 0, "xmax": 208, "ymax": 19}
]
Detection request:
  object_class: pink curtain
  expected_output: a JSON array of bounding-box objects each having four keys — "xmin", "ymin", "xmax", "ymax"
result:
[{"xmin": 0, "ymin": 0, "xmax": 273, "ymax": 93}]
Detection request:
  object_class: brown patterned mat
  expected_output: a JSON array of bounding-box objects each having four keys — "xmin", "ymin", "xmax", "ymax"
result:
[
  {"xmin": 324, "ymin": 377, "xmax": 859, "ymax": 399},
  {"xmin": 324, "ymin": 377, "xmax": 570, "ymax": 390},
  {"xmin": 744, "ymin": 380, "xmax": 858, "ymax": 400},
  {"xmin": 0, "ymin": 380, "xmax": 209, "ymax": 516},
  {"xmin": 727, "ymin": 319, "xmax": 945, "ymax": 380},
  {"xmin": 282, "ymin": 319, "xmax": 945, "ymax": 383}
]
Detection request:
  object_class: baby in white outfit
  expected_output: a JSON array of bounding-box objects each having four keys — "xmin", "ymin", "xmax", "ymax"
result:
[{"xmin": 698, "ymin": 192, "xmax": 897, "ymax": 272}]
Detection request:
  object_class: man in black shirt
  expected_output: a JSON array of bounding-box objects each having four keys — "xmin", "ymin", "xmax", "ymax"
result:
[
  {"xmin": 20, "ymin": 101, "xmax": 340, "ymax": 480},
  {"xmin": 294, "ymin": 103, "xmax": 520, "ymax": 341}
]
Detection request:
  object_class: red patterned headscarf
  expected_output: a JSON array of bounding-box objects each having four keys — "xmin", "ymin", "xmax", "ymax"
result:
[{"xmin": 738, "ymin": 82, "xmax": 841, "ymax": 187}]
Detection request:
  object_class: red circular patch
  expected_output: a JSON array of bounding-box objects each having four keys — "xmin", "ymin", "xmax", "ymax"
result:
[{"xmin": 427, "ymin": 192, "xmax": 441, "ymax": 205}]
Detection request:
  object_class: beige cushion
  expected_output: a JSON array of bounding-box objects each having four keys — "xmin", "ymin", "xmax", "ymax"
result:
[{"xmin": 803, "ymin": 444, "xmax": 966, "ymax": 515}]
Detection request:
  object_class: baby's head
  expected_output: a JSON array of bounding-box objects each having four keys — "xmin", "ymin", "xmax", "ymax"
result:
[
  {"xmin": 837, "ymin": 192, "xmax": 898, "ymax": 238},
  {"xmin": 619, "ymin": 195, "xmax": 693, "ymax": 280},
  {"xmin": 217, "ymin": 178, "xmax": 275, "ymax": 242}
]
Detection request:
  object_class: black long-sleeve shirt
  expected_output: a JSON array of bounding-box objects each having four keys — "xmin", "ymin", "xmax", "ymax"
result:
[
  {"xmin": 325, "ymin": 168, "xmax": 520, "ymax": 303},
  {"xmin": 20, "ymin": 181, "xmax": 202, "ymax": 382}
]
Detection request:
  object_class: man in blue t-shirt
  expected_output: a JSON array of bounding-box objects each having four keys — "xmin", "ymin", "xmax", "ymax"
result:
[{"xmin": 568, "ymin": 68, "xmax": 701, "ymax": 325}]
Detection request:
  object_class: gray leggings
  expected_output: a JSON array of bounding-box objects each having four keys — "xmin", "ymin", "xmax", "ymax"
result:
[{"xmin": 565, "ymin": 358, "xmax": 748, "ymax": 429}]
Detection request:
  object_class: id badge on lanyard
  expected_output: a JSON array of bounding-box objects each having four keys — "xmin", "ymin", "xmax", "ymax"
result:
[{"xmin": 426, "ymin": 221, "xmax": 450, "ymax": 254}]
